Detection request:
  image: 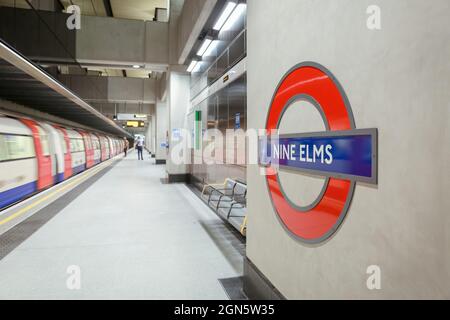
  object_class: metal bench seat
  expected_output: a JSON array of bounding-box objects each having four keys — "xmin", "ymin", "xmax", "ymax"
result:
[{"xmin": 201, "ymin": 178, "xmax": 247, "ymax": 236}]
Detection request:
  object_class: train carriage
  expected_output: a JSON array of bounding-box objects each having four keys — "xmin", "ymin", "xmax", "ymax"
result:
[
  {"xmin": 0, "ymin": 116, "xmax": 38, "ymax": 209},
  {"xmin": 66, "ymin": 129, "xmax": 86, "ymax": 175},
  {"xmin": 1, "ymin": 114, "xmax": 126, "ymax": 211}
]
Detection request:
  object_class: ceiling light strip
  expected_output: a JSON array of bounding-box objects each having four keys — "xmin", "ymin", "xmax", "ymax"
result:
[{"xmin": 213, "ymin": 1, "xmax": 237, "ymax": 31}]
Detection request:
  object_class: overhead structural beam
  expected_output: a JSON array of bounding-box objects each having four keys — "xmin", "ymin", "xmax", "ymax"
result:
[
  {"xmin": 76, "ymin": 15, "xmax": 169, "ymax": 68},
  {"xmin": 177, "ymin": 0, "xmax": 218, "ymax": 65},
  {"xmin": 0, "ymin": 40, "xmax": 131, "ymax": 137}
]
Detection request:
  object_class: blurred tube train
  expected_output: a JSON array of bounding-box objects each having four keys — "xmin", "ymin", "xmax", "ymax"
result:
[{"xmin": 0, "ymin": 114, "xmax": 126, "ymax": 210}]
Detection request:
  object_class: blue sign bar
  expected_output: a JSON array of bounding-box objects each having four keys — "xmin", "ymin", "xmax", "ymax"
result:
[{"xmin": 259, "ymin": 129, "xmax": 377, "ymax": 184}]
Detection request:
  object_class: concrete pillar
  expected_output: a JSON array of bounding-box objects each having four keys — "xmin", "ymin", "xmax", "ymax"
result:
[
  {"xmin": 246, "ymin": 0, "xmax": 450, "ymax": 299},
  {"xmin": 165, "ymin": 69, "xmax": 191, "ymax": 182},
  {"xmin": 151, "ymin": 113, "xmax": 156, "ymax": 156},
  {"xmin": 155, "ymin": 76, "xmax": 168, "ymax": 164}
]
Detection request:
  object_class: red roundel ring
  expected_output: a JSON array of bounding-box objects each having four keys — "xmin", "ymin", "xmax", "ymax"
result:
[{"xmin": 265, "ymin": 62, "xmax": 356, "ymax": 244}]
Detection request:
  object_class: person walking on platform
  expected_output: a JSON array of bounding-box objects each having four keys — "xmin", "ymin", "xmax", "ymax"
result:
[
  {"xmin": 123, "ymin": 138, "xmax": 129, "ymax": 157},
  {"xmin": 136, "ymin": 137, "xmax": 144, "ymax": 160}
]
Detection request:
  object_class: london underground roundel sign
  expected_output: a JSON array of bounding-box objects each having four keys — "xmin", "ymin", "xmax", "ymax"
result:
[{"xmin": 260, "ymin": 62, "xmax": 378, "ymax": 244}]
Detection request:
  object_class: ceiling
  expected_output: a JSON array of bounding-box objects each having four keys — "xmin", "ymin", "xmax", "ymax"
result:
[
  {"xmin": 0, "ymin": 0, "xmax": 167, "ymax": 78},
  {"xmin": 110, "ymin": 0, "xmax": 167, "ymax": 21},
  {"xmin": 0, "ymin": 0, "xmax": 168, "ymax": 20},
  {"xmin": 0, "ymin": 0, "xmax": 30, "ymax": 9},
  {"xmin": 59, "ymin": 0, "xmax": 168, "ymax": 21}
]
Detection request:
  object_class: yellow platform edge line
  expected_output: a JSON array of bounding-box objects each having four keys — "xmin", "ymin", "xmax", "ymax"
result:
[{"xmin": 0, "ymin": 163, "xmax": 108, "ymax": 227}]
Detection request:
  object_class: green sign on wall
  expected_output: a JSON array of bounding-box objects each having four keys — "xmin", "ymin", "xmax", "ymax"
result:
[{"xmin": 194, "ymin": 110, "xmax": 202, "ymax": 150}]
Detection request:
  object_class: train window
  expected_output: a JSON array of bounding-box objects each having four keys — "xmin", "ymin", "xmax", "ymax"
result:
[
  {"xmin": 79, "ymin": 139, "xmax": 85, "ymax": 151},
  {"xmin": 0, "ymin": 135, "xmax": 7, "ymax": 161},
  {"xmin": 3, "ymin": 135, "xmax": 35, "ymax": 160},
  {"xmin": 40, "ymin": 135, "xmax": 50, "ymax": 156},
  {"xmin": 69, "ymin": 138, "xmax": 85, "ymax": 152}
]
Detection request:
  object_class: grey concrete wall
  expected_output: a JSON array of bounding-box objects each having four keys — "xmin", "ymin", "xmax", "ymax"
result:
[
  {"xmin": 166, "ymin": 71, "xmax": 191, "ymax": 175},
  {"xmin": 0, "ymin": 7, "xmax": 76, "ymax": 63},
  {"xmin": 90, "ymin": 102, "xmax": 154, "ymax": 120},
  {"xmin": 144, "ymin": 105, "xmax": 157, "ymax": 154},
  {"xmin": 29, "ymin": 0, "xmax": 60, "ymax": 11},
  {"xmin": 168, "ymin": 0, "xmax": 185, "ymax": 65},
  {"xmin": 76, "ymin": 16, "xmax": 169, "ymax": 66},
  {"xmin": 58, "ymin": 75, "xmax": 156, "ymax": 104},
  {"xmin": 108, "ymin": 77, "xmax": 156, "ymax": 103},
  {"xmin": 247, "ymin": 0, "xmax": 450, "ymax": 299}
]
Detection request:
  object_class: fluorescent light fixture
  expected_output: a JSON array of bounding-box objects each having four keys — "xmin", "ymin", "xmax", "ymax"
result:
[
  {"xmin": 222, "ymin": 3, "xmax": 247, "ymax": 31},
  {"xmin": 197, "ymin": 38, "xmax": 213, "ymax": 57},
  {"xmin": 132, "ymin": 65, "xmax": 141, "ymax": 69},
  {"xmin": 192, "ymin": 61, "xmax": 202, "ymax": 73},
  {"xmin": 187, "ymin": 60, "xmax": 198, "ymax": 73},
  {"xmin": 203, "ymin": 40, "xmax": 219, "ymax": 57},
  {"xmin": 213, "ymin": 1, "xmax": 237, "ymax": 31}
]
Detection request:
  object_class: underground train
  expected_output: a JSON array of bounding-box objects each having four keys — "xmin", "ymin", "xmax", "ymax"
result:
[{"xmin": 0, "ymin": 114, "xmax": 126, "ymax": 211}]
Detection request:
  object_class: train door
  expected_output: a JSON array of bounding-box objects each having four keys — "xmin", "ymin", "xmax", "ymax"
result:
[
  {"xmin": 107, "ymin": 137, "xmax": 114, "ymax": 157},
  {"xmin": 67, "ymin": 129, "xmax": 86, "ymax": 174},
  {"xmin": 102, "ymin": 136, "xmax": 110, "ymax": 160},
  {"xmin": 54, "ymin": 126, "xmax": 73, "ymax": 180},
  {"xmin": 41, "ymin": 123, "xmax": 65, "ymax": 183},
  {"xmin": 97, "ymin": 134, "xmax": 107, "ymax": 161},
  {"xmin": 78, "ymin": 130, "xmax": 94, "ymax": 169},
  {"xmin": 90, "ymin": 134, "xmax": 101, "ymax": 165},
  {"xmin": 20, "ymin": 119, "xmax": 53, "ymax": 190}
]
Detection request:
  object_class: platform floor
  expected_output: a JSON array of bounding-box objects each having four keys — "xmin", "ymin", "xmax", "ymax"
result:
[{"xmin": 0, "ymin": 151, "xmax": 244, "ymax": 299}]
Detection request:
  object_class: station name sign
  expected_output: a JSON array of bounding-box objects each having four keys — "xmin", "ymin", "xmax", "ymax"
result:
[
  {"xmin": 262, "ymin": 61, "xmax": 379, "ymax": 243},
  {"xmin": 260, "ymin": 129, "xmax": 377, "ymax": 184}
]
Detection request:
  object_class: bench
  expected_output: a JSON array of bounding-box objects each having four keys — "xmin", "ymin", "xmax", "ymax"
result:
[{"xmin": 201, "ymin": 178, "xmax": 247, "ymax": 236}]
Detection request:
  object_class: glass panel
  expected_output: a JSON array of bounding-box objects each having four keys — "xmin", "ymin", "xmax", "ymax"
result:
[
  {"xmin": 0, "ymin": 135, "xmax": 7, "ymax": 161},
  {"xmin": 229, "ymin": 31, "xmax": 246, "ymax": 67},
  {"xmin": 40, "ymin": 135, "xmax": 50, "ymax": 156},
  {"xmin": 4, "ymin": 135, "xmax": 35, "ymax": 160},
  {"xmin": 78, "ymin": 139, "xmax": 85, "ymax": 151},
  {"xmin": 217, "ymin": 51, "xmax": 229, "ymax": 77},
  {"xmin": 207, "ymin": 61, "xmax": 218, "ymax": 86}
]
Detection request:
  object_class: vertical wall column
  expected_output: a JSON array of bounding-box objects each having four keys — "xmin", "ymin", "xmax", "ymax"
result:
[
  {"xmin": 145, "ymin": 119, "xmax": 152, "ymax": 153},
  {"xmin": 155, "ymin": 76, "xmax": 168, "ymax": 164},
  {"xmin": 165, "ymin": 69, "xmax": 191, "ymax": 183},
  {"xmin": 144, "ymin": 105, "xmax": 156, "ymax": 156},
  {"xmin": 155, "ymin": 100, "xmax": 168, "ymax": 163},
  {"xmin": 151, "ymin": 114, "xmax": 157, "ymax": 157}
]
